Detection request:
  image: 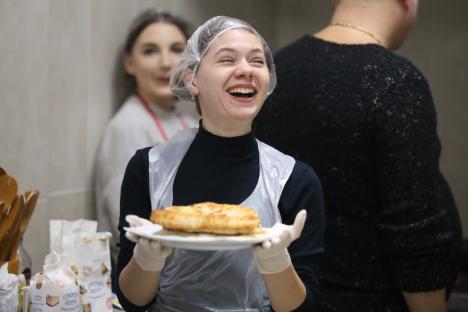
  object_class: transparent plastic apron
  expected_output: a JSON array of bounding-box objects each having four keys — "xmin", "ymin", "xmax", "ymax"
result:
[{"xmin": 148, "ymin": 129, "xmax": 295, "ymax": 312}]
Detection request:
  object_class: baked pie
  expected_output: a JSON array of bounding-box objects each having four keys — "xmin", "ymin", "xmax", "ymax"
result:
[{"xmin": 150, "ymin": 202, "xmax": 260, "ymax": 235}]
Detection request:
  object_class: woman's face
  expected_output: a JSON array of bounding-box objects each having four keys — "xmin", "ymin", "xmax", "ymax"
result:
[
  {"xmin": 192, "ymin": 28, "xmax": 270, "ymax": 136},
  {"xmin": 125, "ymin": 22, "xmax": 186, "ymax": 107}
]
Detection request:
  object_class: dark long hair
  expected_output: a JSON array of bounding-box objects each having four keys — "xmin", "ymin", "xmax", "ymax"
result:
[
  {"xmin": 112, "ymin": 9, "xmax": 191, "ymax": 111},
  {"xmin": 124, "ymin": 9, "xmax": 191, "ymax": 54}
]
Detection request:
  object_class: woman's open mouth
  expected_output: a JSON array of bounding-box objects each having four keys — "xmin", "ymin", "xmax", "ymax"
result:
[{"xmin": 227, "ymin": 87, "xmax": 257, "ymax": 99}]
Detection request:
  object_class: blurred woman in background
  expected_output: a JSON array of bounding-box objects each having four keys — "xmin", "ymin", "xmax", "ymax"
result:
[{"xmin": 95, "ymin": 9, "xmax": 199, "ymax": 264}]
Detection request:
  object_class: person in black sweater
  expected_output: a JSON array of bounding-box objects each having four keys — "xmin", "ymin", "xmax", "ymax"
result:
[
  {"xmin": 254, "ymin": 1, "xmax": 463, "ymax": 312},
  {"xmin": 116, "ymin": 16, "xmax": 324, "ymax": 312}
]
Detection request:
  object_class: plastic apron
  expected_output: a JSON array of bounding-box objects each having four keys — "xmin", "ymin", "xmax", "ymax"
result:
[{"xmin": 148, "ymin": 128, "xmax": 295, "ymax": 312}]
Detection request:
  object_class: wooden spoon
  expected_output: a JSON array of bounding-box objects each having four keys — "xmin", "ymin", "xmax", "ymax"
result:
[
  {"xmin": 0, "ymin": 175, "xmax": 18, "ymax": 207},
  {"xmin": 0, "ymin": 196, "xmax": 22, "ymax": 261},
  {"xmin": 0, "ymin": 196, "xmax": 20, "ymax": 241},
  {"xmin": 7, "ymin": 191, "xmax": 39, "ymax": 260},
  {"xmin": 0, "ymin": 195, "xmax": 27, "ymax": 261},
  {"xmin": 20, "ymin": 191, "xmax": 38, "ymax": 236},
  {"xmin": 0, "ymin": 167, "xmax": 6, "ymax": 177},
  {"xmin": 0, "ymin": 201, "xmax": 5, "ymax": 219}
]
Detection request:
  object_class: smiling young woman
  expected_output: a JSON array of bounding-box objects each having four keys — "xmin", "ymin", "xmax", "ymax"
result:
[{"xmin": 116, "ymin": 16, "xmax": 325, "ymax": 312}]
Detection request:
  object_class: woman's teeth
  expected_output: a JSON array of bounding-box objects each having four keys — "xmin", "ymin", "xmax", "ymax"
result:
[{"xmin": 228, "ymin": 88, "xmax": 256, "ymax": 97}]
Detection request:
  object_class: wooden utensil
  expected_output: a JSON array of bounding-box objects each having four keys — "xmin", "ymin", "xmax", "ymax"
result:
[
  {"xmin": 0, "ymin": 174, "xmax": 18, "ymax": 207},
  {"xmin": 0, "ymin": 198, "xmax": 22, "ymax": 257},
  {"xmin": 0, "ymin": 201, "xmax": 5, "ymax": 219},
  {"xmin": 23, "ymin": 191, "xmax": 39, "ymax": 227},
  {"xmin": 0, "ymin": 196, "xmax": 20, "ymax": 241},
  {"xmin": 0, "ymin": 169, "xmax": 12, "ymax": 267},
  {"xmin": 0, "ymin": 195, "xmax": 26, "ymax": 261},
  {"xmin": 7, "ymin": 191, "xmax": 39, "ymax": 260},
  {"xmin": 4, "ymin": 191, "xmax": 39, "ymax": 259}
]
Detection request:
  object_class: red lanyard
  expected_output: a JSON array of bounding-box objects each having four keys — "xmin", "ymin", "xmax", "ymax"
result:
[{"xmin": 137, "ymin": 93, "xmax": 189, "ymax": 142}]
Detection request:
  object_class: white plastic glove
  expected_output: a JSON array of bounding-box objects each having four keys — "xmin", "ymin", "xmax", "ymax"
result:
[
  {"xmin": 125, "ymin": 215, "xmax": 172, "ymax": 272},
  {"xmin": 252, "ymin": 210, "xmax": 307, "ymax": 274}
]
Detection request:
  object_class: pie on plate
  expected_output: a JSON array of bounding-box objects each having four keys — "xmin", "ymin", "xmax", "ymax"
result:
[{"xmin": 150, "ymin": 202, "xmax": 260, "ymax": 235}]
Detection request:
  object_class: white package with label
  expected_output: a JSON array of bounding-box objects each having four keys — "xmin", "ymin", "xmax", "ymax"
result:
[
  {"xmin": 63, "ymin": 232, "xmax": 113, "ymax": 312},
  {"xmin": 48, "ymin": 219, "xmax": 113, "ymax": 312},
  {"xmin": 0, "ymin": 263, "xmax": 19, "ymax": 312},
  {"xmin": 29, "ymin": 253, "xmax": 80, "ymax": 312}
]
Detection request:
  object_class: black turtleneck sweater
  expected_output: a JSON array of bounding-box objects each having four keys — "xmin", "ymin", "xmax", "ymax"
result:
[{"xmin": 116, "ymin": 125, "xmax": 325, "ymax": 312}]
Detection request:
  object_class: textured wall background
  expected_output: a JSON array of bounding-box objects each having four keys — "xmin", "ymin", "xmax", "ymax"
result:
[{"xmin": 0, "ymin": 0, "xmax": 466, "ymax": 273}]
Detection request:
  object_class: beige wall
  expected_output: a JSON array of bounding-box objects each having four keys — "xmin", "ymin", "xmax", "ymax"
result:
[
  {"xmin": 272, "ymin": 0, "xmax": 333, "ymax": 50},
  {"xmin": 0, "ymin": 0, "xmax": 466, "ymax": 273}
]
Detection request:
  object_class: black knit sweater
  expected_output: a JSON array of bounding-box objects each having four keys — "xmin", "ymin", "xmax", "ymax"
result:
[
  {"xmin": 116, "ymin": 125, "xmax": 325, "ymax": 311},
  {"xmin": 254, "ymin": 35, "xmax": 463, "ymax": 312}
]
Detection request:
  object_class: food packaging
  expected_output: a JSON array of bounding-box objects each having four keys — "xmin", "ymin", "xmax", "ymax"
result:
[
  {"xmin": 29, "ymin": 253, "xmax": 80, "ymax": 312},
  {"xmin": 49, "ymin": 219, "xmax": 113, "ymax": 311},
  {"xmin": 0, "ymin": 263, "xmax": 19, "ymax": 312},
  {"xmin": 63, "ymin": 232, "xmax": 113, "ymax": 311}
]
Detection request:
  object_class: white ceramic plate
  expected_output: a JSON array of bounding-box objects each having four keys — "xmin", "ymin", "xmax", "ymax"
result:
[{"xmin": 124, "ymin": 224, "xmax": 275, "ymax": 251}]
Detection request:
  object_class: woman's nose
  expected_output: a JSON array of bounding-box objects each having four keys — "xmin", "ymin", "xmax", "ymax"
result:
[
  {"xmin": 234, "ymin": 60, "xmax": 253, "ymax": 78},
  {"xmin": 159, "ymin": 51, "xmax": 172, "ymax": 69}
]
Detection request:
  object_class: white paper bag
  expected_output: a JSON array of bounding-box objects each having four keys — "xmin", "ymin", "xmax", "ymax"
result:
[
  {"xmin": 29, "ymin": 253, "xmax": 80, "ymax": 312},
  {"xmin": 63, "ymin": 232, "xmax": 113, "ymax": 312},
  {"xmin": 0, "ymin": 263, "xmax": 19, "ymax": 312}
]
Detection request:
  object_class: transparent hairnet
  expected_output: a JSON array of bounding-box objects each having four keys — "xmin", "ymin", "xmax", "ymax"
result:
[{"xmin": 170, "ymin": 16, "xmax": 277, "ymax": 101}]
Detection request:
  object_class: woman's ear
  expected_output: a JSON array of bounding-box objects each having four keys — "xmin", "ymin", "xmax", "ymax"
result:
[
  {"xmin": 124, "ymin": 54, "xmax": 135, "ymax": 76},
  {"xmin": 182, "ymin": 69, "xmax": 199, "ymax": 96}
]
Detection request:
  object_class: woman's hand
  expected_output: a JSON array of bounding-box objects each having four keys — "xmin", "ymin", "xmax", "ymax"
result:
[
  {"xmin": 125, "ymin": 215, "xmax": 172, "ymax": 272},
  {"xmin": 252, "ymin": 210, "xmax": 307, "ymax": 274}
]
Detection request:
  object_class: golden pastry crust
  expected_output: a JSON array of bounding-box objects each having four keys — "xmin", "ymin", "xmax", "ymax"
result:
[{"xmin": 150, "ymin": 202, "xmax": 260, "ymax": 235}]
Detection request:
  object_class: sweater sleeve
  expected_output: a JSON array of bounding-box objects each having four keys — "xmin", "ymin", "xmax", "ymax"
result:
[
  {"xmin": 372, "ymin": 66, "xmax": 453, "ymax": 292},
  {"xmin": 115, "ymin": 147, "xmax": 154, "ymax": 312},
  {"xmin": 280, "ymin": 161, "xmax": 325, "ymax": 311}
]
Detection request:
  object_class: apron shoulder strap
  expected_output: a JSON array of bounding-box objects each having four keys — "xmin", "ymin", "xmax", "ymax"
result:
[
  {"xmin": 148, "ymin": 129, "xmax": 197, "ymax": 210},
  {"xmin": 257, "ymin": 139, "xmax": 296, "ymax": 210}
]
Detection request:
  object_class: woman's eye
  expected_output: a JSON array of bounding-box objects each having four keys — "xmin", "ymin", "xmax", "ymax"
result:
[
  {"xmin": 219, "ymin": 58, "xmax": 235, "ymax": 63},
  {"xmin": 171, "ymin": 46, "xmax": 185, "ymax": 54},
  {"xmin": 251, "ymin": 58, "xmax": 265, "ymax": 65},
  {"xmin": 143, "ymin": 48, "xmax": 156, "ymax": 55}
]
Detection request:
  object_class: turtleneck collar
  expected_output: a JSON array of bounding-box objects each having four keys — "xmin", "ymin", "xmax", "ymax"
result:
[{"xmin": 192, "ymin": 120, "xmax": 258, "ymax": 161}]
